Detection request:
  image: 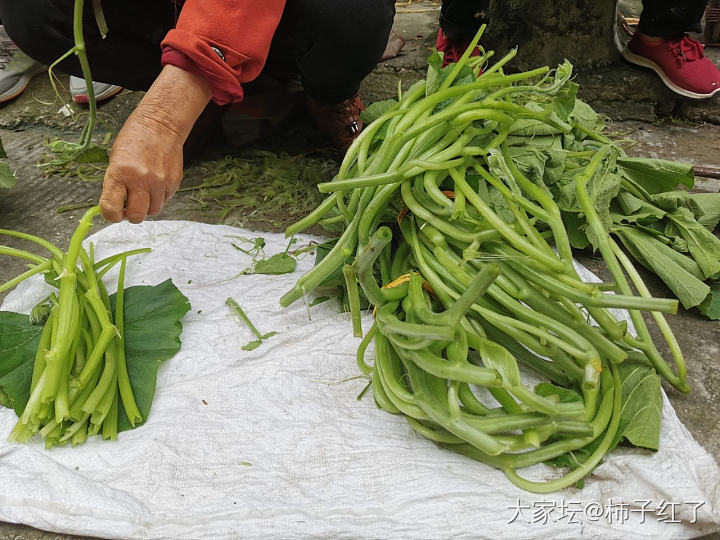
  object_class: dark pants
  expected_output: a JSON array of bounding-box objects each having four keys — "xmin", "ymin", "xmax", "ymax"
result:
[
  {"xmin": 440, "ymin": 0, "xmax": 709, "ymax": 41},
  {"xmin": 0, "ymin": 0, "xmax": 395, "ymax": 104},
  {"xmin": 638, "ymin": 1, "xmax": 708, "ymax": 36}
]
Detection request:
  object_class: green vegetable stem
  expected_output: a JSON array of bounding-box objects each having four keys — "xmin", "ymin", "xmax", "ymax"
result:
[
  {"xmin": 1, "ymin": 206, "xmax": 148, "ymax": 447},
  {"xmin": 280, "ymin": 25, "xmax": 696, "ymax": 493}
]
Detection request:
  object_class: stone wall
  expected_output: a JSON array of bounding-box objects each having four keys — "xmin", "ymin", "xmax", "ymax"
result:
[{"xmin": 484, "ymin": 0, "xmax": 620, "ymax": 69}]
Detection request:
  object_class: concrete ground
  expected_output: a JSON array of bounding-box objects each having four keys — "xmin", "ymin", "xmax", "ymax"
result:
[{"xmin": 1, "ymin": 2, "xmax": 719, "ymax": 539}]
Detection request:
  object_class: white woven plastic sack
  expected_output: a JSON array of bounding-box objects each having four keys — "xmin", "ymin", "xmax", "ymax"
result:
[{"xmin": 1, "ymin": 221, "xmax": 718, "ymax": 540}]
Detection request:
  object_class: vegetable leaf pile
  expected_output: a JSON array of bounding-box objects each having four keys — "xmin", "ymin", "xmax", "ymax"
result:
[{"xmin": 502, "ymin": 104, "xmax": 720, "ymax": 318}]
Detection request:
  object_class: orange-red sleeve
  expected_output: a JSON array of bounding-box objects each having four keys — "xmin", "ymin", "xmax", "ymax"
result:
[{"xmin": 160, "ymin": 0, "xmax": 286, "ymax": 105}]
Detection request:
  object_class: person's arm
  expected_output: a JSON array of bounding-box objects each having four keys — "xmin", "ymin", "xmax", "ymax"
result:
[{"xmin": 99, "ymin": 65, "xmax": 212, "ymax": 223}]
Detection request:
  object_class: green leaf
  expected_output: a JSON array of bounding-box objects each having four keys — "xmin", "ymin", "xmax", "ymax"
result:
[
  {"xmin": 542, "ymin": 149, "xmax": 568, "ymax": 185},
  {"xmin": 242, "ymin": 332, "xmax": 277, "ymax": 351},
  {"xmin": 612, "ymin": 195, "xmax": 666, "ymax": 225},
  {"xmin": 698, "ymin": 282, "xmax": 720, "ymax": 320},
  {"xmin": 616, "ymin": 191, "xmax": 644, "ymax": 215},
  {"xmin": 549, "ymin": 361, "xmax": 662, "ymax": 470},
  {"xmin": 617, "ymin": 157, "xmax": 694, "ymax": 195},
  {"xmin": 562, "ymin": 212, "xmax": 590, "ymax": 249},
  {"xmin": 534, "ymin": 382, "xmax": 582, "ymax": 403},
  {"xmin": 554, "ymin": 80, "xmax": 579, "ymax": 121},
  {"xmin": 507, "ymin": 146, "xmax": 548, "ymax": 185},
  {"xmin": 426, "ymin": 49, "xmax": 444, "ymax": 96},
  {"xmin": 359, "ymin": 99, "xmax": 397, "ymax": 125},
  {"xmin": 668, "ymin": 208, "xmax": 720, "ymax": 279},
  {"xmin": 0, "ymin": 137, "xmax": 16, "ymax": 189},
  {"xmin": 242, "ymin": 340, "xmax": 262, "ymax": 351},
  {"xmin": 570, "ymin": 100, "xmax": 599, "ymax": 133},
  {"xmin": 231, "ymin": 236, "xmax": 265, "ymax": 256},
  {"xmin": 251, "ymin": 253, "xmax": 297, "ymax": 275},
  {"xmin": 476, "ymin": 337, "xmax": 522, "ymax": 387},
  {"xmin": 110, "ymin": 279, "xmax": 191, "ymax": 431},
  {"xmin": 689, "ymin": 193, "xmax": 720, "ymax": 231},
  {"xmin": 584, "ymin": 166, "xmax": 622, "ymax": 250},
  {"xmin": 0, "ymin": 386, "xmax": 14, "ymax": 409},
  {"xmin": 614, "ymin": 227, "xmax": 709, "ymax": 308},
  {"xmin": 73, "ymin": 143, "xmax": 109, "ymax": 164},
  {"xmin": 616, "ymin": 360, "xmax": 662, "ymax": 450},
  {"xmin": 650, "ymin": 191, "xmax": 703, "ymax": 215},
  {"xmin": 0, "ymin": 312, "xmax": 42, "ymax": 413},
  {"xmin": 509, "ymin": 118, "xmax": 565, "ymax": 137},
  {"xmin": 487, "ymin": 186, "xmax": 515, "ymax": 224}
]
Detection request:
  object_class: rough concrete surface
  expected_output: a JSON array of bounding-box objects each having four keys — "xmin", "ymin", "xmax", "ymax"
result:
[{"xmin": 1, "ymin": 2, "xmax": 720, "ymax": 539}]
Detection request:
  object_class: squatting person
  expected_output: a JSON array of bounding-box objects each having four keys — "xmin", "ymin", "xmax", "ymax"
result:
[{"xmin": 0, "ymin": 0, "xmax": 396, "ymax": 223}]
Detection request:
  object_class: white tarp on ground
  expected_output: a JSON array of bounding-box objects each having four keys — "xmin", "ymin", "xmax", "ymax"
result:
[{"xmin": 0, "ymin": 220, "xmax": 719, "ymax": 540}]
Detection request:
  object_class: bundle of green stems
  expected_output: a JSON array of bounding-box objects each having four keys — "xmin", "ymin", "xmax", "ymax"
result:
[
  {"xmin": 281, "ymin": 27, "xmax": 687, "ymax": 492},
  {"xmin": 1, "ymin": 207, "xmax": 148, "ymax": 447}
]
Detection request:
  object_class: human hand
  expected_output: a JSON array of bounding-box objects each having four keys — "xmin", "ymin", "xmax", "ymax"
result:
[
  {"xmin": 99, "ymin": 111, "xmax": 184, "ymax": 223},
  {"xmin": 98, "ymin": 64, "xmax": 212, "ymax": 223}
]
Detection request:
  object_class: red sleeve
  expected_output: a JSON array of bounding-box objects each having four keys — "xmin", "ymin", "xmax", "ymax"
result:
[{"xmin": 160, "ymin": 0, "xmax": 287, "ymax": 105}]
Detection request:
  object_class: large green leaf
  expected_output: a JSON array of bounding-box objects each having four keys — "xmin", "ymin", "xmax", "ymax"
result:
[
  {"xmin": 0, "ymin": 312, "xmax": 42, "ymax": 413},
  {"xmin": 698, "ymin": 281, "xmax": 720, "ymax": 320},
  {"xmin": 668, "ymin": 208, "xmax": 720, "ymax": 279},
  {"xmin": 110, "ymin": 279, "xmax": 191, "ymax": 431},
  {"xmin": 561, "ymin": 211, "xmax": 590, "ymax": 249},
  {"xmin": 549, "ymin": 360, "xmax": 662, "ymax": 470},
  {"xmin": 553, "ymin": 80, "xmax": 579, "ymax": 121},
  {"xmin": 570, "ymin": 99, "xmax": 600, "ymax": 133},
  {"xmin": 0, "ymin": 280, "xmax": 190, "ymax": 433},
  {"xmin": 615, "ymin": 360, "xmax": 662, "ymax": 450},
  {"xmin": 650, "ymin": 191, "xmax": 703, "ymax": 216},
  {"xmin": 689, "ymin": 193, "xmax": 720, "ymax": 231},
  {"xmin": 617, "ymin": 157, "xmax": 694, "ymax": 195},
  {"xmin": 614, "ymin": 227, "xmax": 710, "ymax": 309}
]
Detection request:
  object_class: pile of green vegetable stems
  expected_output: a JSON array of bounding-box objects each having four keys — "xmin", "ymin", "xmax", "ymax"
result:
[
  {"xmin": 0, "ymin": 207, "xmax": 146, "ymax": 447},
  {"xmin": 280, "ymin": 32, "xmax": 687, "ymax": 492}
]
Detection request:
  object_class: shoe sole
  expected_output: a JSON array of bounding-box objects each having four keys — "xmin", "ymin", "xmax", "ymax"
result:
[
  {"xmin": 0, "ymin": 65, "xmax": 47, "ymax": 104},
  {"xmin": 622, "ymin": 47, "xmax": 720, "ymax": 99},
  {"xmin": 72, "ymin": 84, "xmax": 123, "ymax": 105}
]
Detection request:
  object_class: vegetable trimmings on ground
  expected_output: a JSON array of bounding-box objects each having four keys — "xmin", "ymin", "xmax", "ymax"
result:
[
  {"xmin": 183, "ymin": 151, "xmax": 338, "ymax": 229},
  {"xmin": 281, "ymin": 26, "xmax": 709, "ymax": 493}
]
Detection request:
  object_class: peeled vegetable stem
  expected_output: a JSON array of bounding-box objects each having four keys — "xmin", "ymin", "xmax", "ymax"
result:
[{"xmin": 0, "ymin": 206, "xmax": 149, "ymax": 447}]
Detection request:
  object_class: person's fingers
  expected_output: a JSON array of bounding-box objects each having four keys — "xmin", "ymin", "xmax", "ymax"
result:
[
  {"xmin": 125, "ymin": 189, "xmax": 151, "ymax": 224},
  {"xmin": 99, "ymin": 175, "xmax": 127, "ymax": 223},
  {"xmin": 147, "ymin": 184, "xmax": 166, "ymax": 216},
  {"xmin": 164, "ymin": 184, "xmax": 178, "ymax": 202}
]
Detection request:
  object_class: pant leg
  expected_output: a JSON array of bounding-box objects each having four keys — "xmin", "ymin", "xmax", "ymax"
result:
[
  {"xmin": 267, "ymin": 0, "xmax": 396, "ymax": 104},
  {"xmin": 0, "ymin": 0, "xmax": 176, "ymax": 90},
  {"xmin": 638, "ymin": 0, "xmax": 709, "ymax": 37},
  {"xmin": 440, "ymin": 0, "xmax": 490, "ymax": 41}
]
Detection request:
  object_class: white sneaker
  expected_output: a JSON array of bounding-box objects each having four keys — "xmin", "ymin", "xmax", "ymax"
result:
[
  {"xmin": 69, "ymin": 75, "xmax": 122, "ymax": 104},
  {"xmin": 0, "ymin": 26, "xmax": 46, "ymax": 103}
]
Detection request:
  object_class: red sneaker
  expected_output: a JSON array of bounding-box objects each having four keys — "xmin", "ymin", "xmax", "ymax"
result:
[
  {"xmin": 622, "ymin": 33, "xmax": 720, "ymax": 99},
  {"xmin": 435, "ymin": 28, "xmax": 481, "ymax": 68}
]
